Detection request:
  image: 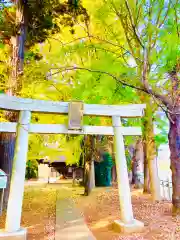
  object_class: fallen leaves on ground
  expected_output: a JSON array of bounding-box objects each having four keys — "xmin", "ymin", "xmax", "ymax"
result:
[
  {"xmin": 0, "ymin": 186, "xmax": 56, "ymax": 240},
  {"xmin": 1, "ymin": 183, "xmax": 180, "ymax": 240},
  {"xmin": 74, "ymin": 186, "xmax": 179, "ymax": 240}
]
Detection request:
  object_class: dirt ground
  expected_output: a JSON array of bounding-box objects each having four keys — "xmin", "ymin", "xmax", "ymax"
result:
[
  {"xmin": 74, "ymin": 185, "xmax": 180, "ymax": 240},
  {"xmin": 0, "ymin": 184, "xmax": 56, "ymax": 240},
  {"xmin": 1, "ymin": 183, "xmax": 180, "ymax": 240}
]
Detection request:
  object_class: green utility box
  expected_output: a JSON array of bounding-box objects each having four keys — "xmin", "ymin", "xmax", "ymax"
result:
[
  {"xmin": 95, "ymin": 152, "xmax": 114, "ymax": 187},
  {"xmin": 0, "ymin": 169, "xmax": 8, "ymax": 215}
]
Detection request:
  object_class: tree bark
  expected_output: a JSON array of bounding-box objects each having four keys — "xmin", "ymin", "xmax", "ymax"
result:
[
  {"xmin": 84, "ymin": 135, "xmax": 95, "ymax": 196},
  {"xmin": 84, "ymin": 161, "xmax": 92, "ymax": 196},
  {"xmin": 169, "ymin": 105, "xmax": 180, "ymax": 215},
  {"xmin": 132, "ymin": 139, "xmax": 144, "ymax": 189},
  {"xmin": 0, "ymin": 35, "xmax": 19, "ymax": 209},
  {"xmin": 142, "ymin": 101, "xmax": 161, "ymax": 201},
  {"xmin": 0, "ymin": 1, "xmax": 25, "ymax": 209},
  {"xmin": 143, "ymin": 130, "xmax": 151, "ymax": 194},
  {"xmin": 90, "ymin": 160, "xmax": 95, "ymax": 189},
  {"xmin": 143, "ymin": 152, "xmax": 151, "ymax": 193},
  {"xmin": 112, "ymin": 165, "xmax": 117, "ymax": 183},
  {"xmin": 128, "ymin": 144, "xmax": 134, "ymax": 184}
]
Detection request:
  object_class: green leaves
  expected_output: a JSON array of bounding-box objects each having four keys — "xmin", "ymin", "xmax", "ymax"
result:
[
  {"xmin": 154, "ymin": 113, "xmax": 168, "ymax": 148},
  {"xmin": 0, "ymin": 0, "xmax": 89, "ymax": 48},
  {"xmin": 0, "ymin": 43, "xmax": 4, "ymax": 49},
  {"xmin": 25, "ymin": 159, "xmax": 38, "ymax": 179}
]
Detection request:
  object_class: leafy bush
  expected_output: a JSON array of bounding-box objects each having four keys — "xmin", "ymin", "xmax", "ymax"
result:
[{"xmin": 25, "ymin": 159, "xmax": 38, "ymax": 179}]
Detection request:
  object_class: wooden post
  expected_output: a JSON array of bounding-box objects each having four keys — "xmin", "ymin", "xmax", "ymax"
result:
[
  {"xmin": 112, "ymin": 116, "xmax": 134, "ymax": 223},
  {"xmin": 72, "ymin": 168, "xmax": 76, "ymax": 186},
  {"xmin": 90, "ymin": 160, "xmax": 95, "ymax": 189},
  {"xmin": 5, "ymin": 111, "xmax": 31, "ymax": 232},
  {"xmin": 112, "ymin": 116, "xmax": 144, "ymax": 232}
]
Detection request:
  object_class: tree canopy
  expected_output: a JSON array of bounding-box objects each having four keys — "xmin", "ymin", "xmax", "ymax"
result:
[
  {"xmin": 0, "ymin": 0, "xmax": 89, "ymax": 47},
  {"xmin": 0, "ymin": 0, "xmax": 177, "ymax": 167}
]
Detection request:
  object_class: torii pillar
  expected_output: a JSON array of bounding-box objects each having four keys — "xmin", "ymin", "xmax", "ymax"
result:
[
  {"xmin": 0, "ymin": 111, "xmax": 30, "ymax": 239},
  {"xmin": 112, "ymin": 116, "xmax": 144, "ymax": 233}
]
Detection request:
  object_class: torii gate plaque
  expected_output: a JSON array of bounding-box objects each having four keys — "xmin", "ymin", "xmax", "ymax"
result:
[{"xmin": 68, "ymin": 101, "xmax": 84, "ymax": 130}]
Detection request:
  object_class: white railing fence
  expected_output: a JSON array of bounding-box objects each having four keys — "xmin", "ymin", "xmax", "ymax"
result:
[{"xmin": 160, "ymin": 179, "xmax": 172, "ymax": 201}]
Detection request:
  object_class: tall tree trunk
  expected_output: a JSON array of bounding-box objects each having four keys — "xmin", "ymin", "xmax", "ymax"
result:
[
  {"xmin": 142, "ymin": 100, "xmax": 161, "ymax": 201},
  {"xmin": 169, "ymin": 108, "xmax": 180, "ymax": 215},
  {"xmin": 0, "ymin": 36, "xmax": 19, "ymax": 208},
  {"xmin": 168, "ymin": 66, "xmax": 180, "ymax": 215},
  {"xmin": 143, "ymin": 130, "xmax": 151, "ymax": 193},
  {"xmin": 0, "ymin": 1, "xmax": 26, "ymax": 209},
  {"xmin": 132, "ymin": 139, "xmax": 144, "ymax": 189},
  {"xmin": 112, "ymin": 165, "xmax": 117, "ymax": 183},
  {"xmin": 84, "ymin": 135, "xmax": 95, "ymax": 196},
  {"xmin": 128, "ymin": 144, "xmax": 135, "ymax": 184},
  {"xmin": 90, "ymin": 160, "xmax": 95, "ymax": 189},
  {"xmin": 127, "ymin": 144, "xmax": 134, "ymax": 184},
  {"xmin": 84, "ymin": 161, "xmax": 92, "ymax": 196},
  {"xmin": 143, "ymin": 151, "xmax": 151, "ymax": 193}
]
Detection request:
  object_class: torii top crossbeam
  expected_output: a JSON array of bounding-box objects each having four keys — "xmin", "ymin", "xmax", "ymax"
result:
[
  {"xmin": 0, "ymin": 94, "xmax": 145, "ymax": 136},
  {"xmin": 0, "ymin": 94, "xmax": 145, "ymax": 117}
]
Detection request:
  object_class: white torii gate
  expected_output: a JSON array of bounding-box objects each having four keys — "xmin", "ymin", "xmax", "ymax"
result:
[{"xmin": 0, "ymin": 94, "xmax": 145, "ymax": 239}]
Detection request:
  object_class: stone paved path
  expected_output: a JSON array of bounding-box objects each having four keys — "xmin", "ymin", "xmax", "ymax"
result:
[{"xmin": 55, "ymin": 187, "xmax": 96, "ymax": 240}]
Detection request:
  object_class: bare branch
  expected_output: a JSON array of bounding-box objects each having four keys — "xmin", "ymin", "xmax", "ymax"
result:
[
  {"xmin": 124, "ymin": 0, "xmax": 144, "ymax": 49},
  {"xmin": 49, "ymin": 65, "xmax": 148, "ymax": 92},
  {"xmin": 110, "ymin": 1, "xmax": 142, "ymax": 65},
  {"xmin": 158, "ymin": 1, "xmax": 171, "ymax": 29},
  {"xmin": 147, "ymin": 0, "xmax": 154, "ymax": 51},
  {"xmin": 48, "ymin": 35, "xmax": 143, "ymax": 63},
  {"xmin": 147, "ymin": 87, "xmax": 172, "ymax": 107},
  {"xmin": 82, "ymin": 44, "xmax": 132, "ymax": 67},
  {"xmin": 49, "ymin": 65, "xmax": 173, "ymax": 107},
  {"xmin": 149, "ymin": 92, "xmax": 175, "ymax": 124},
  {"xmin": 141, "ymin": 49, "xmax": 172, "ymax": 107},
  {"xmin": 142, "ymin": 49, "xmax": 149, "ymax": 89},
  {"xmin": 155, "ymin": 4, "xmax": 163, "ymax": 26},
  {"xmin": 49, "ymin": 35, "xmax": 121, "ymax": 49},
  {"xmin": 135, "ymin": 2, "xmax": 142, "ymax": 27},
  {"xmin": 173, "ymin": 3, "xmax": 180, "ymax": 38},
  {"xmin": 111, "ymin": 4, "xmax": 136, "ymax": 54}
]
